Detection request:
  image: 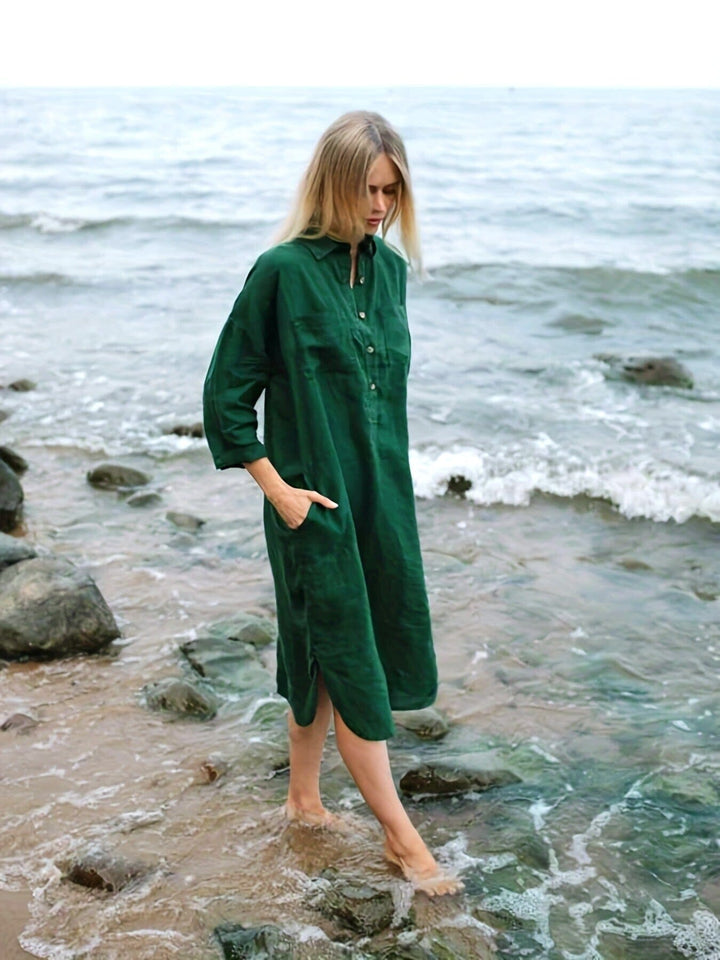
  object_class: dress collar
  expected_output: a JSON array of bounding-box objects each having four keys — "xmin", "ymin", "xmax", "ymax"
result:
[{"xmin": 298, "ymin": 233, "xmax": 377, "ymax": 260}]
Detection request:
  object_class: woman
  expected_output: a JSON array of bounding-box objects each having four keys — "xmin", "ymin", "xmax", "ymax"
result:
[{"xmin": 203, "ymin": 111, "xmax": 462, "ymax": 896}]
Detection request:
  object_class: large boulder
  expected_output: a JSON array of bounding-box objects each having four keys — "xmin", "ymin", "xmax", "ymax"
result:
[
  {"xmin": 0, "ymin": 531, "xmax": 36, "ymax": 571},
  {"xmin": 0, "ymin": 557, "xmax": 119, "ymax": 659},
  {"xmin": 0, "ymin": 446, "xmax": 28, "ymax": 475},
  {"xmin": 0, "ymin": 459, "xmax": 23, "ymax": 532}
]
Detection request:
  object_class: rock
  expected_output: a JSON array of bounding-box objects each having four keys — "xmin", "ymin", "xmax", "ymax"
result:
[
  {"xmin": 60, "ymin": 848, "xmax": 150, "ymax": 893},
  {"xmin": 317, "ymin": 871, "xmax": 394, "ymax": 936},
  {"xmin": 206, "ymin": 612, "xmax": 277, "ymax": 648},
  {"xmin": 199, "ymin": 756, "xmax": 229, "ymax": 783},
  {"xmin": 0, "ymin": 446, "xmax": 28, "ymax": 475},
  {"xmin": 0, "ymin": 531, "xmax": 36, "ymax": 570},
  {"xmin": 87, "ymin": 463, "xmax": 150, "ymax": 490},
  {"xmin": 641, "ymin": 768, "xmax": 720, "ymax": 809},
  {"xmin": 214, "ymin": 923, "xmax": 294, "ymax": 960},
  {"xmin": 166, "ymin": 422, "xmax": 204, "ymax": 438},
  {"xmin": 598, "ymin": 933, "xmax": 685, "ymax": 960},
  {"xmin": 126, "ymin": 491, "xmax": 162, "ymax": 508},
  {"xmin": 0, "ymin": 459, "xmax": 23, "ymax": 533},
  {"xmin": 166, "ymin": 510, "xmax": 205, "ymax": 531},
  {"xmin": 1, "ymin": 712, "xmax": 38, "ymax": 734},
  {"xmin": 0, "ymin": 410, "xmax": 8, "ymax": 423},
  {"xmin": 0, "ymin": 557, "xmax": 119, "ymax": 660},
  {"xmin": 399, "ymin": 759, "xmax": 521, "ymax": 798},
  {"xmin": 622, "ymin": 357, "xmax": 693, "ymax": 388},
  {"xmin": 393, "ymin": 707, "xmax": 450, "ymax": 741},
  {"xmin": 596, "ymin": 354, "xmax": 694, "ymax": 389},
  {"xmin": 371, "ymin": 928, "xmax": 495, "ymax": 960},
  {"xmin": 142, "ymin": 677, "xmax": 219, "ymax": 719},
  {"xmin": 369, "ymin": 945, "xmax": 433, "ymax": 960},
  {"xmin": 447, "ymin": 474, "xmax": 472, "ymax": 496},
  {"xmin": 179, "ymin": 635, "xmax": 270, "ymax": 693},
  {"xmin": 8, "ymin": 379, "xmax": 36, "ymax": 392}
]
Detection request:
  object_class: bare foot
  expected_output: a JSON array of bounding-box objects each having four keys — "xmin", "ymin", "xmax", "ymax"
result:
[
  {"xmin": 283, "ymin": 802, "xmax": 354, "ymax": 834},
  {"xmin": 384, "ymin": 839, "xmax": 464, "ymax": 897}
]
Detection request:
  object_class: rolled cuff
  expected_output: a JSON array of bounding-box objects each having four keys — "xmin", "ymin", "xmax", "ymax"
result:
[{"xmin": 212, "ymin": 440, "xmax": 267, "ymax": 470}]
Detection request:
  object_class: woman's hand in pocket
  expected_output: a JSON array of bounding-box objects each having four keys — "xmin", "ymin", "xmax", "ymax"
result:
[{"xmin": 270, "ymin": 483, "xmax": 338, "ymax": 529}]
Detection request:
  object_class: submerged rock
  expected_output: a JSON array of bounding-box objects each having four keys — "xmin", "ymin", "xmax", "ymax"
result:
[
  {"xmin": 0, "ymin": 557, "xmax": 119, "ymax": 660},
  {"xmin": 205, "ymin": 612, "xmax": 277, "ymax": 649},
  {"xmin": 1, "ymin": 712, "xmax": 38, "ymax": 734},
  {"xmin": 641, "ymin": 768, "xmax": 720, "ymax": 809},
  {"xmin": 598, "ymin": 932, "xmax": 685, "ymax": 960},
  {"xmin": 214, "ymin": 923, "xmax": 294, "ymax": 959},
  {"xmin": 393, "ymin": 707, "xmax": 450, "ymax": 741},
  {"xmin": 0, "ymin": 531, "xmax": 36, "ymax": 570},
  {"xmin": 179, "ymin": 634, "xmax": 270, "ymax": 693},
  {"xmin": 8, "ymin": 379, "xmax": 36, "ymax": 392},
  {"xmin": 166, "ymin": 510, "xmax": 205, "ymax": 531},
  {"xmin": 399, "ymin": 758, "xmax": 521, "ymax": 798},
  {"xmin": 87, "ymin": 462, "xmax": 150, "ymax": 490},
  {"xmin": 317, "ymin": 871, "xmax": 394, "ymax": 936},
  {"xmin": 199, "ymin": 756, "xmax": 230, "ymax": 784},
  {"xmin": 126, "ymin": 490, "xmax": 163, "ymax": 508},
  {"xmin": 166, "ymin": 422, "xmax": 204, "ymax": 438},
  {"xmin": 371, "ymin": 927, "xmax": 495, "ymax": 960},
  {"xmin": 596, "ymin": 354, "xmax": 694, "ymax": 389},
  {"xmin": 142, "ymin": 677, "xmax": 219, "ymax": 719},
  {"xmin": 0, "ymin": 459, "xmax": 23, "ymax": 533},
  {"xmin": 61, "ymin": 848, "xmax": 150, "ymax": 893},
  {"xmin": 0, "ymin": 446, "xmax": 28, "ymax": 475}
]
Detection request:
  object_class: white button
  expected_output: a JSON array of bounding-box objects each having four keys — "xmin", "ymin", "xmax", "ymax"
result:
[
  {"xmin": 369, "ymin": 382, "xmax": 376, "ymax": 390},
  {"xmin": 359, "ymin": 277, "xmax": 365, "ymax": 284},
  {"xmin": 367, "ymin": 345, "xmax": 374, "ymax": 353},
  {"xmin": 358, "ymin": 311, "xmax": 366, "ymax": 319}
]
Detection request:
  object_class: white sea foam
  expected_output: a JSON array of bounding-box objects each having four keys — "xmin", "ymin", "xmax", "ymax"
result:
[
  {"xmin": 409, "ymin": 445, "xmax": 720, "ymax": 524},
  {"xmin": 30, "ymin": 213, "xmax": 85, "ymax": 234}
]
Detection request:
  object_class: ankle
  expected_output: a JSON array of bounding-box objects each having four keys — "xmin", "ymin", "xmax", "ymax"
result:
[{"xmin": 286, "ymin": 792, "xmax": 324, "ymax": 814}]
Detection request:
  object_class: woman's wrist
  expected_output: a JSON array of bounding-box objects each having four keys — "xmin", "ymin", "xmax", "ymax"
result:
[{"xmin": 243, "ymin": 457, "xmax": 286, "ymax": 502}]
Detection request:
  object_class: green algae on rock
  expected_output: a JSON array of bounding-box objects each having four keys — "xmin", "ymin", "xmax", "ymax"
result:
[{"xmin": 142, "ymin": 677, "xmax": 219, "ymax": 720}]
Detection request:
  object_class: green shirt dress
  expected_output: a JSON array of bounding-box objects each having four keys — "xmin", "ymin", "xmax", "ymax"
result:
[{"xmin": 203, "ymin": 234, "xmax": 437, "ymax": 741}]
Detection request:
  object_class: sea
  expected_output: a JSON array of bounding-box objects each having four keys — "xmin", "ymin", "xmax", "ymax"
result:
[{"xmin": 1, "ymin": 86, "xmax": 719, "ymax": 959}]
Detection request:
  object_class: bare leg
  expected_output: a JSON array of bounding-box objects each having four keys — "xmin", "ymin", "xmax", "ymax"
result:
[
  {"xmin": 333, "ymin": 709, "xmax": 463, "ymax": 896},
  {"xmin": 285, "ymin": 675, "xmax": 340, "ymax": 827}
]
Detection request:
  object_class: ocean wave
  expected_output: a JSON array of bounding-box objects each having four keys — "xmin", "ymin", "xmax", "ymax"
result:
[
  {"xmin": 410, "ymin": 446, "xmax": 720, "ymax": 524},
  {"xmin": 425, "ymin": 260, "xmax": 720, "ymax": 286},
  {"xmin": 0, "ymin": 210, "xmax": 273, "ymax": 235}
]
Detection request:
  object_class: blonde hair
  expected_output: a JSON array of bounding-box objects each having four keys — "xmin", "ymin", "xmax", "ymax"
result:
[{"xmin": 275, "ymin": 111, "xmax": 421, "ymax": 271}]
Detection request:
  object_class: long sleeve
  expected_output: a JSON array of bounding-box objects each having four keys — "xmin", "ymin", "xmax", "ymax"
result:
[{"xmin": 203, "ymin": 256, "xmax": 277, "ymax": 469}]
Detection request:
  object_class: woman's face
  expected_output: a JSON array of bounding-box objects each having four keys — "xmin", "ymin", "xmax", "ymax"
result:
[{"xmin": 360, "ymin": 153, "xmax": 400, "ymax": 234}]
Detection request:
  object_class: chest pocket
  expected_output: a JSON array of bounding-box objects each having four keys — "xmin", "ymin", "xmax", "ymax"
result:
[
  {"xmin": 382, "ymin": 307, "xmax": 411, "ymax": 363},
  {"xmin": 291, "ymin": 313, "xmax": 358, "ymax": 374}
]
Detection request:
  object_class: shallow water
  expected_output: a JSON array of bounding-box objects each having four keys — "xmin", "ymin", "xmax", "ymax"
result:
[
  {"xmin": 1, "ymin": 86, "xmax": 719, "ymax": 958},
  {"xmin": 2, "ymin": 450, "xmax": 719, "ymax": 957}
]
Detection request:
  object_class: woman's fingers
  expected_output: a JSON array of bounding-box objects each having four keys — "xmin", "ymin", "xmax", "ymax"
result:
[{"xmin": 308, "ymin": 490, "xmax": 338, "ymax": 509}]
